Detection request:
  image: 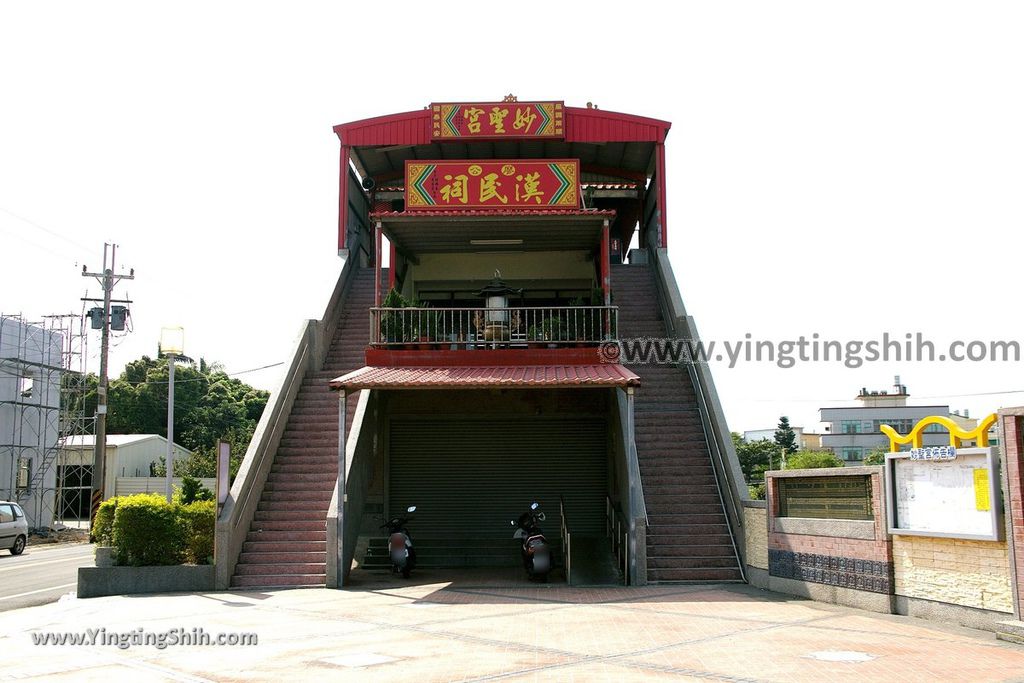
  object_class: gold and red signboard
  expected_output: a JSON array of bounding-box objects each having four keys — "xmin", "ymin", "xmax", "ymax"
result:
[
  {"xmin": 406, "ymin": 160, "xmax": 579, "ymax": 210},
  {"xmin": 431, "ymin": 102, "xmax": 564, "ymax": 140}
]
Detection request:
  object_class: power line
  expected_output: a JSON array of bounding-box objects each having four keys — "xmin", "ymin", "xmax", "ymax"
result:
[
  {"xmin": 0, "ymin": 206, "xmax": 95, "ymax": 254},
  {"xmin": 108, "ymin": 362, "xmax": 285, "ymax": 387},
  {"xmin": 0, "ymin": 222, "xmax": 83, "ymax": 263}
]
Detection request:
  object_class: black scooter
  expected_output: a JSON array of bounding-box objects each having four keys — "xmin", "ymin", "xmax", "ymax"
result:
[
  {"xmin": 511, "ymin": 502, "xmax": 552, "ymax": 582},
  {"xmin": 382, "ymin": 505, "xmax": 417, "ymax": 578}
]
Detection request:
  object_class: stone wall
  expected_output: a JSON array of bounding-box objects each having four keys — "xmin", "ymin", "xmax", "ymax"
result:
[
  {"xmin": 893, "ymin": 536, "xmax": 1012, "ymax": 613},
  {"xmin": 767, "ymin": 467, "xmax": 893, "ymax": 596},
  {"xmin": 743, "ymin": 502, "xmax": 768, "ymax": 570}
]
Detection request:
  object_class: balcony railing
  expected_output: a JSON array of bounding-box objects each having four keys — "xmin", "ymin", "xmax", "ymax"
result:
[{"xmin": 369, "ymin": 305, "xmax": 618, "ymax": 349}]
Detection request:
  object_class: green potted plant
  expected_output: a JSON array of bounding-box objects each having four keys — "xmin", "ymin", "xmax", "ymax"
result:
[
  {"xmin": 539, "ymin": 316, "xmax": 564, "ymax": 348},
  {"xmin": 590, "ymin": 287, "xmax": 614, "ymax": 339},
  {"xmin": 409, "ymin": 304, "xmax": 439, "ymax": 350},
  {"xmin": 566, "ymin": 296, "xmax": 587, "ymax": 345},
  {"xmin": 380, "ymin": 288, "xmax": 407, "ymax": 347}
]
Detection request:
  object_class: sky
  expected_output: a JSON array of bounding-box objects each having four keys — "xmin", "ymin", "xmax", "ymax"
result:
[{"xmin": 1, "ymin": 2, "xmax": 1022, "ymax": 435}]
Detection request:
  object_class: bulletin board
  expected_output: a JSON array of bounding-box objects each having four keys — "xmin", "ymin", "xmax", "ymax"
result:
[{"xmin": 884, "ymin": 447, "xmax": 1004, "ymax": 541}]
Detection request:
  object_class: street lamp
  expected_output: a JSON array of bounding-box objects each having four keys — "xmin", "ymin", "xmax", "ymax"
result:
[{"xmin": 161, "ymin": 326, "xmax": 184, "ymax": 503}]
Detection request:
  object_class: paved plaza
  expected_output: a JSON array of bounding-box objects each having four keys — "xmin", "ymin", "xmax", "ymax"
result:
[{"xmin": 4, "ymin": 569, "xmax": 1024, "ymax": 682}]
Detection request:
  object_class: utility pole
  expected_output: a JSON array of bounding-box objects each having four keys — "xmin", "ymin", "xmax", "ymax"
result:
[{"xmin": 83, "ymin": 244, "xmax": 134, "ymax": 526}]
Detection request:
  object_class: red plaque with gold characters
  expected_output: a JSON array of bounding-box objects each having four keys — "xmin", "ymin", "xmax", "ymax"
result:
[
  {"xmin": 406, "ymin": 160, "xmax": 579, "ymax": 210},
  {"xmin": 431, "ymin": 102, "xmax": 564, "ymax": 140}
]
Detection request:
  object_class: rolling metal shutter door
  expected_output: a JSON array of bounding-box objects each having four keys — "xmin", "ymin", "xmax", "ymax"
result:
[{"xmin": 389, "ymin": 417, "xmax": 607, "ymax": 566}]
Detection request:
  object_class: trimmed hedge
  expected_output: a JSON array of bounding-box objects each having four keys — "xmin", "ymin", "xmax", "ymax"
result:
[
  {"xmin": 177, "ymin": 500, "xmax": 215, "ymax": 564},
  {"xmin": 92, "ymin": 496, "xmax": 119, "ymax": 545},
  {"xmin": 102, "ymin": 493, "xmax": 216, "ymax": 567},
  {"xmin": 112, "ymin": 494, "xmax": 184, "ymax": 566}
]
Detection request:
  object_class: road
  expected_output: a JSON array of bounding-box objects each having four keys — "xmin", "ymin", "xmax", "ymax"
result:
[{"xmin": 0, "ymin": 542, "xmax": 93, "ymax": 612}]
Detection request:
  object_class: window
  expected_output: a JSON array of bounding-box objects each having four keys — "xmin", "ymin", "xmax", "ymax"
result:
[
  {"xmin": 0, "ymin": 505, "xmax": 13, "ymax": 524},
  {"xmin": 841, "ymin": 420, "xmax": 861, "ymax": 434},
  {"xmin": 842, "ymin": 447, "xmax": 863, "ymax": 462},
  {"xmin": 873, "ymin": 419, "xmax": 914, "ymax": 434},
  {"xmin": 11, "ymin": 504, "xmax": 23, "ymax": 519},
  {"xmin": 16, "ymin": 458, "xmax": 31, "ymax": 492}
]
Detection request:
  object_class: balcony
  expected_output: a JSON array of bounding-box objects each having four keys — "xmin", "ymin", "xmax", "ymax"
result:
[{"xmin": 369, "ymin": 305, "xmax": 618, "ymax": 349}]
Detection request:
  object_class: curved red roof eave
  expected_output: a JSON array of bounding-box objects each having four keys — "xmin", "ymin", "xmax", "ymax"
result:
[{"xmin": 333, "ymin": 106, "xmax": 672, "ymax": 147}]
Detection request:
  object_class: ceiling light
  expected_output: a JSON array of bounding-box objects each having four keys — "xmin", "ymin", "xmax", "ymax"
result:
[{"xmin": 470, "ymin": 239, "xmax": 523, "ymax": 246}]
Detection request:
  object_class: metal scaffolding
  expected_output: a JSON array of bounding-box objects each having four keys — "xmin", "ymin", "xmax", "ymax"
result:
[{"xmin": 0, "ymin": 313, "xmax": 91, "ymax": 530}]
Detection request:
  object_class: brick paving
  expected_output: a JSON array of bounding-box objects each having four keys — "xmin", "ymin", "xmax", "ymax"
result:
[{"xmin": 4, "ymin": 573, "xmax": 1024, "ymax": 682}]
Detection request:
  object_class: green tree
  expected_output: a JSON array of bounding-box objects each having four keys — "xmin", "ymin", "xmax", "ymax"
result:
[
  {"xmin": 736, "ymin": 438, "xmax": 783, "ymax": 483},
  {"xmin": 784, "ymin": 450, "xmax": 844, "ymax": 470},
  {"xmin": 88, "ymin": 353, "xmax": 269, "ymax": 482},
  {"xmin": 863, "ymin": 447, "xmax": 888, "ymax": 466},
  {"xmin": 774, "ymin": 416, "xmax": 798, "ymax": 455}
]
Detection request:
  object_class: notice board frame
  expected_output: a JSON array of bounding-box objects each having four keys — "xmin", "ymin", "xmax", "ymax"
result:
[{"xmin": 884, "ymin": 446, "xmax": 1004, "ymax": 541}]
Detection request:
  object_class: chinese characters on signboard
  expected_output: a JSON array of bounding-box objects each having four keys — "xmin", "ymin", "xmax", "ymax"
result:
[
  {"xmin": 406, "ymin": 160, "xmax": 579, "ymax": 210},
  {"xmin": 431, "ymin": 102, "xmax": 564, "ymax": 140},
  {"xmin": 908, "ymin": 446, "xmax": 958, "ymax": 461}
]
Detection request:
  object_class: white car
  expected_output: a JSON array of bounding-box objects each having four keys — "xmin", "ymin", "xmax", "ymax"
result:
[{"xmin": 0, "ymin": 501, "xmax": 28, "ymax": 555}]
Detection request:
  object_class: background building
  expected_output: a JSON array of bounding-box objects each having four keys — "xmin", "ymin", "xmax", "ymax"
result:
[
  {"xmin": 215, "ymin": 98, "xmax": 750, "ymax": 590},
  {"xmin": 820, "ymin": 376, "xmax": 951, "ymax": 464},
  {"xmin": 59, "ymin": 434, "xmax": 193, "ymax": 517}
]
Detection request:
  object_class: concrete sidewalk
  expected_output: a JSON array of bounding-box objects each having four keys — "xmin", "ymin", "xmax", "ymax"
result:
[{"xmin": 4, "ymin": 570, "xmax": 1024, "ymax": 682}]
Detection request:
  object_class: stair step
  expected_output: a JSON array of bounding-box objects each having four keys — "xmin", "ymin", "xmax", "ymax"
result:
[
  {"xmin": 645, "ymin": 493, "xmax": 722, "ymax": 505},
  {"xmin": 238, "ymin": 551, "xmax": 326, "ymax": 564},
  {"xmin": 230, "ymin": 574, "xmax": 326, "ymax": 588},
  {"xmin": 242, "ymin": 541, "xmax": 327, "ymax": 553},
  {"xmin": 646, "ymin": 544, "xmax": 736, "ymax": 557},
  {"xmin": 269, "ymin": 456, "xmax": 337, "ymax": 467},
  {"xmin": 248, "ymin": 517, "xmax": 327, "ymax": 529},
  {"xmin": 647, "ymin": 556, "xmax": 738, "ymax": 569},
  {"xmin": 647, "ymin": 567, "xmax": 743, "ymax": 582},
  {"xmin": 264, "ymin": 480, "xmax": 333, "ymax": 492},
  {"xmin": 246, "ymin": 530, "xmax": 325, "ymax": 542},
  {"xmin": 235, "ymin": 562, "xmax": 326, "ymax": 576},
  {"xmin": 257, "ymin": 499, "xmax": 332, "ymax": 511},
  {"xmin": 265, "ymin": 472, "xmax": 332, "ymax": 483},
  {"xmin": 270, "ymin": 464, "xmax": 337, "ymax": 474},
  {"xmin": 642, "ymin": 475, "xmax": 717, "ymax": 486},
  {"xmin": 261, "ymin": 491, "xmax": 334, "ymax": 504},
  {"xmin": 253, "ymin": 510, "xmax": 329, "ymax": 521},
  {"xmin": 646, "ymin": 515, "xmax": 729, "ymax": 528}
]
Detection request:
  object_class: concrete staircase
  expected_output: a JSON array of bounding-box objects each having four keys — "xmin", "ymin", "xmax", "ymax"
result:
[
  {"xmin": 612, "ymin": 264, "xmax": 742, "ymax": 583},
  {"xmin": 230, "ymin": 268, "xmax": 380, "ymax": 588}
]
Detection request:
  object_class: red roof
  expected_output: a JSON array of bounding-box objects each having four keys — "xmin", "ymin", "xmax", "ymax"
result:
[
  {"xmin": 369, "ymin": 208, "xmax": 616, "ymax": 219},
  {"xmin": 329, "ymin": 365, "xmax": 640, "ymax": 391},
  {"xmin": 333, "ymin": 106, "xmax": 670, "ymax": 147}
]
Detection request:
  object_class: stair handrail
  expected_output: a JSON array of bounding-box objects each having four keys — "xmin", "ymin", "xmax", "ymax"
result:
[
  {"xmin": 646, "ymin": 247, "xmax": 748, "ymax": 580},
  {"xmin": 559, "ymin": 495, "xmax": 571, "ymax": 585},
  {"xmin": 606, "ymin": 496, "xmax": 630, "ymax": 585}
]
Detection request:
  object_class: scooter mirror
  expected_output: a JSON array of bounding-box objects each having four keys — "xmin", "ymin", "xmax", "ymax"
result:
[
  {"xmin": 530, "ymin": 502, "xmax": 539, "ymax": 510},
  {"xmin": 407, "ymin": 506, "xmax": 417, "ymax": 513}
]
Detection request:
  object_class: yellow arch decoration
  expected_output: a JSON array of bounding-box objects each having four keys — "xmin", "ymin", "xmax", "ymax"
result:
[{"xmin": 881, "ymin": 413, "xmax": 997, "ymax": 452}]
